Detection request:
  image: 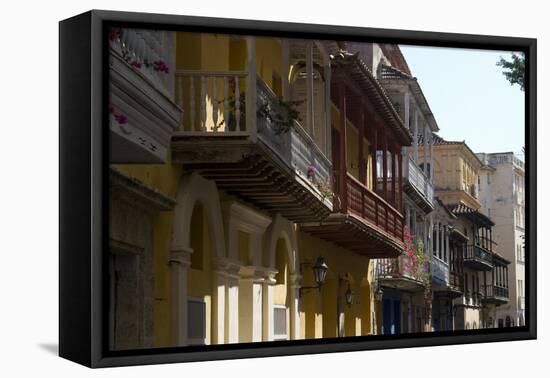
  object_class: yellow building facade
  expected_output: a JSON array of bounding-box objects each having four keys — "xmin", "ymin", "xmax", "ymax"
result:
[{"xmin": 108, "ymin": 29, "xmax": 410, "ymax": 350}]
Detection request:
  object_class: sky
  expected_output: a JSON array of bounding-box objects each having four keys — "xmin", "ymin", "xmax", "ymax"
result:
[{"xmin": 399, "ymin": 45, "xmax": 525, "ymax": 158}]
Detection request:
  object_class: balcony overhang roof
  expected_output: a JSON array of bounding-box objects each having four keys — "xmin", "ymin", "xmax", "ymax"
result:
[
  {"xmin": 378, "ymin": 64, "xmax": 440, "ymax": 132},
  {"xmin": 448, "ymin": 202, "xmax": 494, "ymax": 227},
  {"xmin": 329, "ymin": 51, "xmax": 412, "ymax": 146}
]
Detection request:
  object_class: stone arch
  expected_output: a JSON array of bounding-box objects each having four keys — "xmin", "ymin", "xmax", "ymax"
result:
[
  {"xmin": 263, "ymin": 213, "xmax": 300, "ymax": 340},
  {"xmin": 171, "ymin": 173, "xmax": 226, "ymax": 258},
  {"xmin": 264, "ymin": 214, "xmax": 298, "ymax": 274},
  {"xmin": 169, "ymin": 173, "xmax": 227, "ymax": 346}
]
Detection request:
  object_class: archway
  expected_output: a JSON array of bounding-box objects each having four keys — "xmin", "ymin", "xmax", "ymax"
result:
[
  {"xmin": 186, "ymin": 203, "xmax": 213, "ymax": 345},
  {"xmin": 263, "ymin": 214, "xmax": 300, "ymax": 340},
  {"xmin": 170, "ymin": 173, "xmax": 227, "ymax": 346}
]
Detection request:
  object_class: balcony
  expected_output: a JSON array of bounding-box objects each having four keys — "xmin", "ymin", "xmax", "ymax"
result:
[
  {"xmin": 404, "ymin": 158, "xmax": 434, "ymax": 212},
  {"xmin": 449, "ymin": 271, "xmax": 464, "ymax": 294},
  {"xmin": 431, "ymin": 257, "xmax": 449, "ymax": 288},
  {"xmin": 109, "ymin": 28, "xmax": 183, "ymax": 163},
  {"xmin": 518, "ymin": 296, "xmax": 525, "ymax": 310},
  {"xmin": 464, "ymin": 245, "xmax": 494, "ymax": 271},
  {"xmin": 482, "ymin": 285, "xmax": 509, "ymax": 305},
  {"xmin": 171, "ymin": 71, "xmax": 332, "ymax": 222},
  {"xmin": 377, "ymin": 255, "xmax": 427, "ymax": 292},
  {"xmin": 301, "ymin": 172, "xmax": 404, "ymax": 257}
]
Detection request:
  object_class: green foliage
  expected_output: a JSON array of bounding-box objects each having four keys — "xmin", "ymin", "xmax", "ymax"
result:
[
  {"xmin": 257, "ymin": 97, "xmax": 304, "ymax": 134},
  {"xmin": 316, "ymin": 179, "xmax": 334, "ymax": 202},
  {"xmin": 496, "ymin": 53, "xmax": 525, "ymax": 91}
]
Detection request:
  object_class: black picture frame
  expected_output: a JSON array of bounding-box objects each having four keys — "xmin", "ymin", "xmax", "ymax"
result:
[{"xmin": 59, "ymin": 9, "xmax": 536, "ymax": 368}]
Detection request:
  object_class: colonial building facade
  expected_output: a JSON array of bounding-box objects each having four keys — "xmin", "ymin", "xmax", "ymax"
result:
[
  {"xmin": 108, "ymin": 29, "xmax": 415, "ymax": 350},
  {"xmin": 477, "ymin": 152, "xmax": 526, "ymax": 327},
  {"xmin": 423, "ymin": 136, "xmax": 511, "ymax": 330},
  {"xmin": 107, "ymin": 28, "xmax": 521, "ymax": 350}
]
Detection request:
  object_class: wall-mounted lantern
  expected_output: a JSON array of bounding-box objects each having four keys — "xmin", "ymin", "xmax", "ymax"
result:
[{"xmin": 299, "ymin": 256, "xmax": 328, "ymax": 297}]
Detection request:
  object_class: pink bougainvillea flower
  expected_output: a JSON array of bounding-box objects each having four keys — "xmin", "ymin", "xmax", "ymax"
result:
[
  {"xmin": 114, "ymin": 113, "xmax": 128, "ymax": 125},
  {"xmin": 153, "ymin": 59, "xmax": 169, "ymax": 73},
  {"xmin": 131, "ymin": 60, "xmax": 142, "ymax": 69},
  {"xmin": 307, "ymin": 165, "xmax": 318, "ymax": 174}
]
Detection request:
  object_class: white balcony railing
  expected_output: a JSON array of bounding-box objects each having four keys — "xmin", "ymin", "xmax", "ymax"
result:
[
  {"xmin": 406, "ymin": 158, "xmax": 434, "ymax": 206},
  {"xmin": 111, "ymin": 28, "xmax": 175, "ymax": 98},
  {"xmin": 109, "ymin": 28, "xmax": 182, "ymax": 163},
  {"xmin": 173, "ymin": 70, "xmax": 331, "ymax": 194}
]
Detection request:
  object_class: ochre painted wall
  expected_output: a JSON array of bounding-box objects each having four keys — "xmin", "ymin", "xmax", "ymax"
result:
[
  {"xmin": 297, "ymin": 231, "xmax": 373, "ymax": 338},
  {"xmin": 112, "ymin": 147, "xmax": 183, "ymax": 347}
]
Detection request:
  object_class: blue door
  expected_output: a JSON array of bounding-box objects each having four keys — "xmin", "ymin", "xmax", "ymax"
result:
[{"xmin": 382, "ymin": 298, "xmax": 402, "ymax": 335}]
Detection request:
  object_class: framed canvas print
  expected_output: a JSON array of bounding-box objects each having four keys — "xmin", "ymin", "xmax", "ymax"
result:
[{"xmin": 59, "ymin": 9, "xmax": 536, "ymax": 368}]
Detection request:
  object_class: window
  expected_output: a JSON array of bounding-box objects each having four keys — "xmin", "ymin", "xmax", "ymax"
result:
[
  {"xmin": 187, "ymin": 297, "xmax": 206, "ymax": 345},
  {"xmin": 273, "ymin": 305, "xmax": 288, "ymax": 340}
]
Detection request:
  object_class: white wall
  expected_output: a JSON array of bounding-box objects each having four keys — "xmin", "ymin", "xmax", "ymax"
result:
[{"xmin": 0, "ymin": 0, "xmax": 545, "ymax": 377}]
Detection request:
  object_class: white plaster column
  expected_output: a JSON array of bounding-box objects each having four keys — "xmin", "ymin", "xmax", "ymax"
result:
[
  {"xmin": 212, "ymin": 257, "xmax": 241, "ymax": 345},
  {"xmin": 246, "ymin": 37, "xmax": 257, "ymax": 139},
  {"xmin": 289, "ymin": 273, "xmax": 302, "ymax": 340},
  {"xmin": 423, "ymin": 123, "xmax": 429, "ymax": 176},
  {"xmin": 429, "ymin": 131, "xmax": 434, "ymax": 181},
  {"xmin": 445, "ymin": 225, "xmax": 451, "ymax": 263},
  {"xmin": 413, "ymin": 110, "xmax": 419, "ymax": 164},
  {"xmin": 262, "ymin": 270, "xmax": 277, "ymax": 342},
  {"xmin": 225, "ymin": 270, "xmax": 240, "ymax": 343},
  {"xmin": 239, "ymin": 266, "xmax": 264, "ymax": 342},
  {"xmin": 404, "ymin": 92, "xmax": 411, "ymax": 129},
  {"xmin": 169, "ymin": 248, "xmax": 192, "ymax": 346},
  {"xmin": 281, "ymin": 38, "xmax": 290, "ymax": 101},
  {"xmin": 324, "ymin": 63, "xmax": 332, "ymax": 159},
  {"xmin": 306, "ymin": 41, "xmax": 314, "ymax": 136},
  {"xmin": 211, "ymin": 269, "xmax": 226, "ymax": 345},
  {"xmin": 434, "ymin": 222, "xmax": 440, "ymax": 258}
]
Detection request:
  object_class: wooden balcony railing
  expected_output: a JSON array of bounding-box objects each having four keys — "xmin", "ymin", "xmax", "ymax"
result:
[
  {"xmin": 449, "ymin": 271, "xmax": 464, "ymax": 292},
  {"xmin": 343, "ymin": 173, "xmax": 403, "ymax": 242},
  {"xmin": 477, "ymin": 236, "xmax": 498, "ymax": 253},
  {"xmin": 377, "ymin": 254, "xmax": 428, "ymax": 285},
  {"xmin": 406, "ymin": 158, "xmax": 434, "ymax": 207},
  {"xmin": 464, "ymin": 244, "xmax": 494, "ymax": 270},
  {"xmin": 483, "ymin": 285, "xmax": 509, "ymax": 301}
]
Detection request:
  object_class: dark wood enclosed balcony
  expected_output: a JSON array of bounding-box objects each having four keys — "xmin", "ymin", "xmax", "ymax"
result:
[
  {"xmin": 482, "ymin": 285, "xmax": 509, "ymax": 305},
  {"xmin": 300, "ymin": 50, "xmax": 411, "ymax": 258},
  {"xmin": 301, "ymin": 173, "xmax": 404, "ymax": 257},
  {"xmin": 464, "ymin": 244, "xmax": 494, "ymax": 271},
  {"xmin": 449, "ymin": 271, "xmax": 464, "ymax": 295},
  {"xmin": 377, "ymin": 256, "xmax": 427, "ymax": 292},
  {"xmin": 171, "ymin": 71, "xmax": 332, "ymax": 222}
]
